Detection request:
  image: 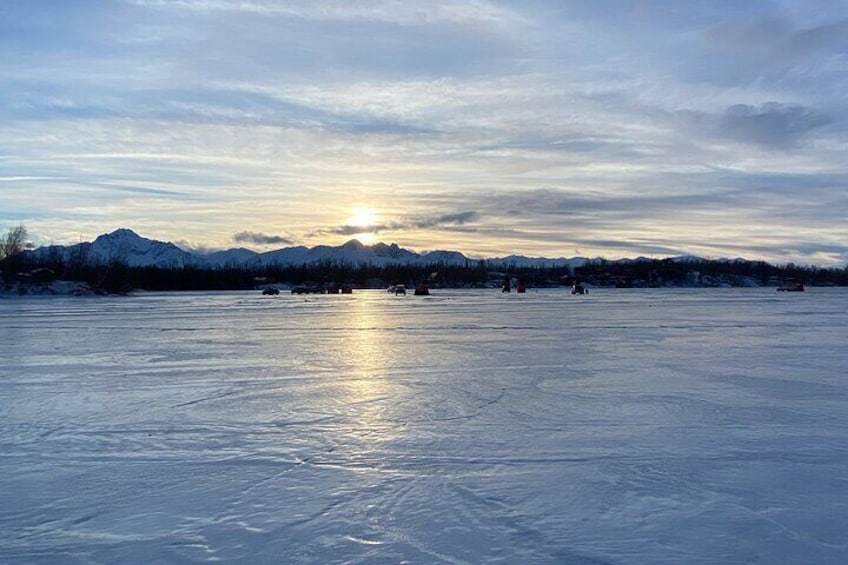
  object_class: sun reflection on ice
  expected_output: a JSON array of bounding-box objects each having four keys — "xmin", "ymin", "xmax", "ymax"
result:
[{"xmin": 338, "ymin": 294, "xmax": 396, "ymax": 442}]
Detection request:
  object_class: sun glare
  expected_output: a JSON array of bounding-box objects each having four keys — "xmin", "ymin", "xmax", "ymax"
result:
[
  {"xmin": 349, "ymin": 207, "xmax": 376, "ymax": 229},
  {"xmin": 348, "ymin": 207, "xmax": 377, "ymax": 244}
]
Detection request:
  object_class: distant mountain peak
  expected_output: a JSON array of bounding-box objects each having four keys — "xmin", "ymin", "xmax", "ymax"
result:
[
  {"xmin": 96, "ymin": 228, "xmax": 143, "ymax": 241},
  {"xmin": 341, "ymin": 239, "xmax": 366, "ymax": 250},
  {"xmin": 110, "ymin": 227, "xmax": 139, "ymax": 236}
]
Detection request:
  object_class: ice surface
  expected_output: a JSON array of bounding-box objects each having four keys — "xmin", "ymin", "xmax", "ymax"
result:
[{"xmin": 1, "ymin": 288, "xmax": 847, "ymax": 564}]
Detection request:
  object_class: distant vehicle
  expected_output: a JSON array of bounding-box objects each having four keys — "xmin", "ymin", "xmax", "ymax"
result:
[
  {"xmin": 341, "ymin": 285, "xmax": 353, "ymax": 294},
  {"xmin": 414, "ymin": 284, "xmax": 430, "ymax": 296},
  {"xmin": 262, "ymin": 287, "xmax": 279, "ymax": 295},
  {"xmin": 516, "ymin": 282, "xmax": 526, "ymax": 293},
  {"xmin": 571, "ymin": 283, "xmax": 587, "ymax": 295},
  {"xmin": 387, "ymin": 284, "xmax": 407, "ymax": 295},
  {"xmin": 291, "ymin": 286, "xmax": 322, "ymax": 295},
  {"xmin": 292, "ymin": 284, "xmax": 326, "ymax": 294},
  {"xmin": 777, "ymin": 283, "xmax": 805, "ymax": 292}
]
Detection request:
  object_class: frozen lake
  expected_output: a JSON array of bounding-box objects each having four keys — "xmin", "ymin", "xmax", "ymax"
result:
[{"xmin": 2, "ymin": 288, "xmax": 847, "ymax": 564}]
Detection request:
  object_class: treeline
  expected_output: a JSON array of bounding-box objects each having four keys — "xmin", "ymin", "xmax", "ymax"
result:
[
  {"xmin": 573, "ymin": 257, "xmax": 848, "ymax": 287},
  {"xmin": 5, "ymin": 250, "xmax": 848, "ymax": 292},
  {"xmin": 3, "ymin": 253, "xmax": 493, "ymax": 292},
  {"xmin": 90, "ymin": 261, "xmax": 491, "ymax": 292}
]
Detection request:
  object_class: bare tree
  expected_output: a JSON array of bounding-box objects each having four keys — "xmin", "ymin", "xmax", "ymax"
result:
[
  {"xmin": 0, "ymin": 224, "xmax": 30, "ymax": 260},
  {"xmin": 1, "ymin": 224, "xmax": 34, "ymax": 285}
]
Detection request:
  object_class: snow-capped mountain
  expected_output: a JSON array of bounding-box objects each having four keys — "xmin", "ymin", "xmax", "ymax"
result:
[
  {"xmin": 288, "ymin": 240, "xmax": 422, "ymax": 267},
  {"xmin": 415, "ymin": 250, "xmax": 470, "ymax": 266},
  {"xmin": 89, "ymin": 229, "xmax": 196, "ymax": 267},
  {"xmin": 204, "ymin": 247, "xmax": 261, "ymax": 268},
  {"xmin": 486, "ymin": 254, "xmax": 590, "ymax": 269},
  {"xmin": 30, "ymin": 228, "xmax": 591, "ymax": 269},
  {"xmin": 32, "ymin": 228, "xmax": 197, "ymax": 268}
]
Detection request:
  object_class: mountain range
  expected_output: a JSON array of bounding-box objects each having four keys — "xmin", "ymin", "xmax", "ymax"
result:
[{"xmin": 31, "ymin": 228, "xmax": 597, "ymax": 269}]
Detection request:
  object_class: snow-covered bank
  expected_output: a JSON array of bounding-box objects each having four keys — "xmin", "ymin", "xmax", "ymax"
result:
[
  {"xmin": 0, "ymin": 280, "xmax": 100, "ymax": 296},
  {"xmin": 1, "ymin": 288, "xmax": 847, "ymax": 563}
]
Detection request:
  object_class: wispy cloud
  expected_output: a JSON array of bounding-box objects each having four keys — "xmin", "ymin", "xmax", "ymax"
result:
[
  {"xmin": 127, "ymin": 0, "xmax": 522, "ymax": 27},
  {"xmin": 309, "ymin": 211, "xmax": 480, "ymax": 237},
  {"xmin": 407, "ymin": 211, "xmax": 478, "ymax": 228},
  {"xmin": 705, "ymin": 16, "xmax": 848, "ymax": 63},
  {"xmin": 233, "ymin": 231, "xmax": 294, "ymax": 246},
  {"xmin": 719, "ymin": 102, "xmax": 833, "ymax": 148}
]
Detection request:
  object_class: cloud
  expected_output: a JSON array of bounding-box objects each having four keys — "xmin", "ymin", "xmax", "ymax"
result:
[
  {"xmin": 705, "ymin": 17, "xmax": 794, "ymax": 50},
  {"xmin": 719, "ymin": 102, "xmax": 832, "ymax": 148},
  {"xmin": 706, "ymin": 16, "xmax": 848, "ymax": 62},
  {"xmin": 233, "ymin": 231, "xmax": 293, "ymax": 246},
  {"xmin": 312, "ymin": 225, "xmax": 378, "ymax": 237},
  {"xmin": 482, "ymin": 188, "xmax": 738, "ymax": 220},
  {"xmin": 310, "ymin": 210, "xmax": 480, "ymax": 237},
  {"xmin": 408, "ymin": 211, "xmax": 478, "ymax": 228},
  {"xmin": 1, "ymin": 84, "xmax": 436, "ymax": 137},
  {"xmin": 677, "ymin": 102, "xmax": 833, "ymax": 149},
  {"xmin": 127, "ymin": 0, "xmax": 520, "ymax": 27},
  {"xmin": 573, "ymin": 238, "xmax": 686, "ymax": 257}
]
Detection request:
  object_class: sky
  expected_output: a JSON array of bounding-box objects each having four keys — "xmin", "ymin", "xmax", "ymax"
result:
[{"xmin": 1, "ymin": 0, "xmax": 847, "ymax": 265}]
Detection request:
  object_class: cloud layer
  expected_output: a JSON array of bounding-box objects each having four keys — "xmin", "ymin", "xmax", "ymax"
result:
[
  {"xmin": 310, "ymin": 211, "xmax": 480, "ymax": 237},
  {"xmin": 233, "ymin": 231, "xmax": 293, "ymax": 246},
  {"xmin": 1, "ymin": 0, "xmax": 846, "ymax": 264}
]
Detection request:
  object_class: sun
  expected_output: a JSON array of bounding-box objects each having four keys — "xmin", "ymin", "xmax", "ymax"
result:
[
  {"xmin": 348, "ymin": 207, "xmax": 377, "ymax": 244},
  {"xmin": 349, "ymin": 207, "xmax": 376, "ymax": 229}
]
